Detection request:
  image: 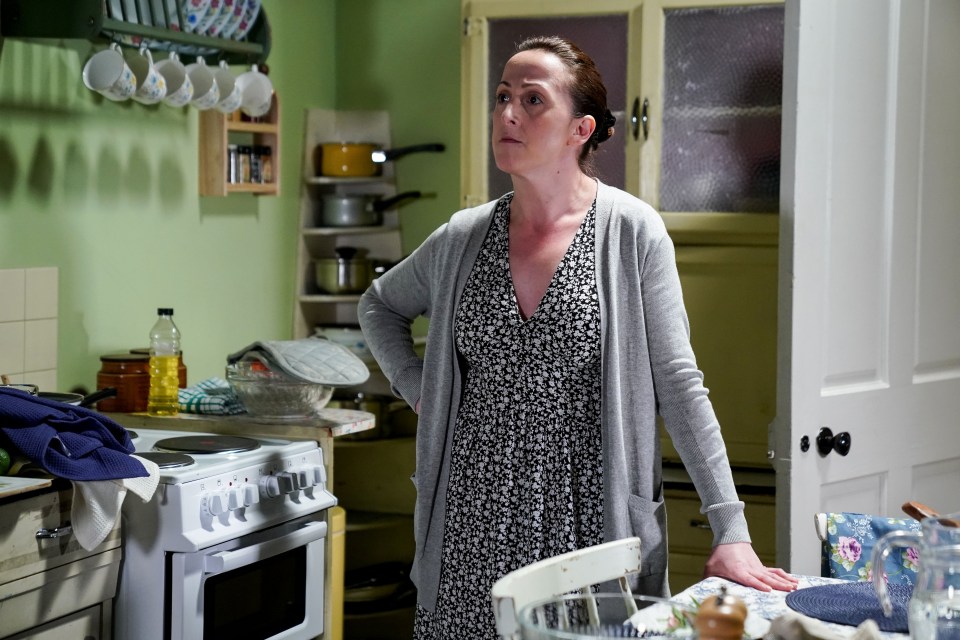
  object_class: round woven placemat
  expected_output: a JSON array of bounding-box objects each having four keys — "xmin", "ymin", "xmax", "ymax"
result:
[{"xmin": 785, "ymin": 582, "xmax": 912, "ymax": 632}]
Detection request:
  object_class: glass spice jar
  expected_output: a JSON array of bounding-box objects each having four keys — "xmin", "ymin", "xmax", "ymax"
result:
[
  {"xmin": 250, "ymin": 146, "xmax": 262, "ymax": 184},
  {"xmin": 259, "ymin": 146, "xmax": 273, "ymax": 183},
  {"xmin": 237, "ymin": 145, "xmax": 253, "ymax": 183},
  {"xmin": 227, "ymin": 144, "xmax": 240, "ymax": 183}
]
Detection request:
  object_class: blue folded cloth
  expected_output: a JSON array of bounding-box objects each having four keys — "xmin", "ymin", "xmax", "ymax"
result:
[
  {"xmin": 178, "ymin": 377, "xmax": 245, "ymax": 415},
  {"xmin": 0, "ymin": 387, "xmax": 146, "ymax": 481}
]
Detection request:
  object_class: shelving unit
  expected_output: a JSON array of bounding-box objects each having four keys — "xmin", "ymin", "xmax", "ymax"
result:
[
  {"xmin": 294, "ymin": 109, "xmax": 418, "ymax": 639},
  {"xmin": 198, "ymin": 94, "xmax": 280, "ymax": 196},
  {"xmin": 294, "ymin": 110, "xmax": 404, "ymax": 334}
]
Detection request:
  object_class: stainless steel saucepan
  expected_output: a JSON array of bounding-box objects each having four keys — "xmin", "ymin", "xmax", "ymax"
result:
[{"xmin": 319, "ymin": 191, "xmax": 421, "ymax": 227}]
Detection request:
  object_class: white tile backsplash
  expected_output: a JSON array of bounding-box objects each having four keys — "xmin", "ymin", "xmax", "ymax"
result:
[
  {"xmin": 25, "ymin": 267, "xmax": 58, "ymax": 320},
  {"xmin": 0, "ymin": 268, "xmax": 58, "ymax": 384},
  {"xmin": 0, "ymin": 269, "xmax": 26, "ymax": 322},
  {"xmin": 0, "ymin": 321, "xmax": 25, "ymax": 375},
  {"xmin": 24, "ymin": 319, "xmax": 57, "ymax": 371}
]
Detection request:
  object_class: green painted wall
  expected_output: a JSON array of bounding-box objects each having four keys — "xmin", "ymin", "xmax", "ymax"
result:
[
  {"xmin": 0, "ymin": 0, "xmax": 338, "ymax": 391},
  {"xmin": 334, "ymin": 0, "xmax": 462, "ymax": 253}
]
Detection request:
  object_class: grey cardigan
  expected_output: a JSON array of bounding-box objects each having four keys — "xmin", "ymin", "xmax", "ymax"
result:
[{"xmin": 358, "ymin": 181, "xmax": 750, "ymax": 612}]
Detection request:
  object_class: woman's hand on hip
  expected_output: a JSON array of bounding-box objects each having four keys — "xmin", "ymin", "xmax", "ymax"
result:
[{"xmin": 703, "ymin": 542, "xmax": 798, "ymax": 592}]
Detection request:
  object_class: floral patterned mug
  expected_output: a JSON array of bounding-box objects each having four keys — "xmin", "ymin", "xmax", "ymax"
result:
[
  {"xmin": 126, "ymin": 47, "xmax": 167, "ymax": 105},
  {"xmin": 82, "ymin": 43, "xmax": 137, "ymax": 102}
]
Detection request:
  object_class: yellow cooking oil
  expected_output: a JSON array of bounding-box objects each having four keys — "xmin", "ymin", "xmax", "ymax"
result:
[{"xmin": 147, "ymin": 354, "xmax": 180, "ymax": 416}]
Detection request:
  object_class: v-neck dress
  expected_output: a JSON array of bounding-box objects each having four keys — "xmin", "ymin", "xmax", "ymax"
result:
[{"xmin": 413, "ymin": 193, "xmax": 604, "ymax": 639}]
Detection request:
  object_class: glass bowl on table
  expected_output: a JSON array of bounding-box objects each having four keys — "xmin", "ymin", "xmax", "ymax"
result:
[
  {"xmin": 518, "ymin": 593, "xmax": 697, "ymax": 639},
  {"xmin": 225, "ymin": 358, "xmax": 333, "ymax": 420}
]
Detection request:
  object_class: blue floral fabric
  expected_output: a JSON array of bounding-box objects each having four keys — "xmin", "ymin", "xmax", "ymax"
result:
[{"xmin": 819, "ymin": 512, "xmax": 921, "ymax": 585}]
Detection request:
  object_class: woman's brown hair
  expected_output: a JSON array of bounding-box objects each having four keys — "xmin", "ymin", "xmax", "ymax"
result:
[{"xmin": 516, "ymin": 35, "xmax": 616, "ymax": 172}]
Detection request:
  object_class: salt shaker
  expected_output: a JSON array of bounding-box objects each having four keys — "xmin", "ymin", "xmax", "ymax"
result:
[{"xmin": 694, "ymin": 586, "xmax": 747, "ymax": 640}]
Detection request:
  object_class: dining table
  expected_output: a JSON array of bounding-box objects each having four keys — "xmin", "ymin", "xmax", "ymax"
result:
[{"xmin": 671, "ymin": 575, "xmax": 909, "ymax": 639}]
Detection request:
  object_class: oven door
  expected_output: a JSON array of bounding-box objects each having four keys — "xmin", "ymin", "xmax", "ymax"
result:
[{"xmin": 169, "ymin": 513, "xmax": 327, "ymax": 640}]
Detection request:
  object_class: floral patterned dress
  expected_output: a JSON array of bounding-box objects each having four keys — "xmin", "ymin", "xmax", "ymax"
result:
[{"xmin": 413, "ymin": 194, "xmax": 605, "ymax": 639}]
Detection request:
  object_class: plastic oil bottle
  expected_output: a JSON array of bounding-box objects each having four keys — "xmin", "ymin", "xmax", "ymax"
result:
[{"xmin": 147, "ymin": 308, "xmax": 181, "ymax": 416}]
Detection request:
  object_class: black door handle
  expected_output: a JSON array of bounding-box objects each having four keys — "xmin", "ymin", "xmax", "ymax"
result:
[{"xmin": 816, "ymin": 427, "xmax": 852, "ymax": 457}]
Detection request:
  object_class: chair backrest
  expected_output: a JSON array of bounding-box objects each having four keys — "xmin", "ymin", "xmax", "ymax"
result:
[
  {"xmin": 815, "ymin": 512, "xmax": 921, "ymax": 584},
  {"xmin": 490, "ymin": 537, "xmax": 642, "ymax": 640}
]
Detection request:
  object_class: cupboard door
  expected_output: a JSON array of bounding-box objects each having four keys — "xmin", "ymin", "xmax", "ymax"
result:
[
  {"xmin": 640, "ymin": 1, "xmax": 784, "ymax": 214},
  {"xmin": 660, "ymin": 245, "xmax": 778, "ymax": 467}
]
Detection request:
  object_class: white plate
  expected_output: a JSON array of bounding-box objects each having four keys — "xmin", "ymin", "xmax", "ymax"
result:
[
  {"xmin": 108, "ymin": 0, "xmax": 124, "ymax": 20},
  {"xmin": 137, "ymin": 0, "xmax": 153, "ymax": 25},
  {"xmin": 197, "ymin": 0, "xmax": 224, "ymax": 35},
  {"xmin": 206, "ymin": 0, "xmax": 235, "ymax": 38},
  {"xmin": 233, "ymin": 0, "xmax": 260, "ymax": 40},
  {"xmin": 218, "ymin": 0, "xmax": 246, "ymax": 40},
  {"xmin": 183, "ymin": 0, "xmax": 210, "ymax": 33},
  {"xmin": 165, "ymin": 0, "xmax": 181, "ymax": 31},
  {"xmin": 121, "ymin": 0, "xmax": 139, "ymax": 22}
]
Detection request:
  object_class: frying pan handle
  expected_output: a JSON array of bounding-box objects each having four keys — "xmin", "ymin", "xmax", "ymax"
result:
[
  {"xmin": 80, "ymin": 387, "xmax": 118, "ymax": 408},
  {"xmin": 373, "ymin": 144, "xmax": 445, "ymax": 163}
]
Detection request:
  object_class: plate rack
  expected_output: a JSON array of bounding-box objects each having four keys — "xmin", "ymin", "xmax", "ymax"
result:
[{"xmin": 0, "ymin": 0, "xmax": 270, "ymax": 65}]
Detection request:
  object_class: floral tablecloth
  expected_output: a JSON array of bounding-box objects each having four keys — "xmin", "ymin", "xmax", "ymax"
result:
[{"xmin": 670, "ymin": 576, "xmax": 908, "ymax": 638}]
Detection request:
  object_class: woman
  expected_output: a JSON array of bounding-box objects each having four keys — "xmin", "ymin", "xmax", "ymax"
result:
[{"xmin": 359, "ymin": 35, "xmax": 796, "ymax": 638}]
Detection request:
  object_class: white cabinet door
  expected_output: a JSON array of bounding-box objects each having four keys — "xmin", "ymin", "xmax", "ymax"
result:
[{"xmin": 776, "ymin": 0, "xmax": 960, "ymax": 573}]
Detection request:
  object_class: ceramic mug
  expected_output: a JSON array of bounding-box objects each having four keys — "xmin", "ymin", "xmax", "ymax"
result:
[
  {"xmin": 212, "ymin": 60, "xmax": 242, "ymax": 114},
  {"xmin": 82, "ymin": 43, "xmax": 137, "ymax": 102},
  {"xmin": 185, "ymin": 57, "xmax": 220, "ymax": 110},
  {"xmin": 235, "ymin": 63, "xmax": 273, "ymax": 118},
  {"xmin": 155, "ymin": 52, "xmax": 194, "ymax": 107},
  {"xmin": 126, "ymin": 47, "xmax": 167, "ymax": 105}
]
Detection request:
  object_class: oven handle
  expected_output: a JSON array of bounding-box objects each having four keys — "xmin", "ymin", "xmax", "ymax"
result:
[{"xmin": 203, "ymin": 520, "xmax": 328, "ymax": 575}]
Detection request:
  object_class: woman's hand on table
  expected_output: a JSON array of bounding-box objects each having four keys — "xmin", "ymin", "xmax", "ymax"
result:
[{"xmin": 704, "ymin": 542, "xmax": 799, "ymax": 592}]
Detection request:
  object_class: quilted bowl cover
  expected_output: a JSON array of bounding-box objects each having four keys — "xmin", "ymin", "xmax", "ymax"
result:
[{"xmin": 227, "ymin": 337, "xmax": 370, "ymax": 387}]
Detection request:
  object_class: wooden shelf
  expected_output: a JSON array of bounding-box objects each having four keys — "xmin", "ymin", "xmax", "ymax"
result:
[
  {"xmin": 302, "ymin": 225, "xmax": 400, "ymax": 237},
  {"xmin": 199, "ymin": 94, "xmax": 280, "ymax": 197}
]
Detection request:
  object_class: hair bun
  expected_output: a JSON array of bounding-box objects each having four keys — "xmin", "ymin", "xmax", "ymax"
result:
[{"xmin": 595, "ymin": 110, "xmax": 617, "ymax": 145}]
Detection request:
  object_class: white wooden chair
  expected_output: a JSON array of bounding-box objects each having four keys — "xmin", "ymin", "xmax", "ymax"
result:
[{"xmin": 490, "ymin": 537, "xmax": 643, "ymax": 640}]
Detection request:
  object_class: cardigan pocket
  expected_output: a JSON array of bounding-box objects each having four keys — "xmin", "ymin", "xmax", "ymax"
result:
[{"xmin": 627, "ymin": 494, "xmax": 666, "ymax": 578}]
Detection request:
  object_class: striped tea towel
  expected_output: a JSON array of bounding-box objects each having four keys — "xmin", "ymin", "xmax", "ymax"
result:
[{"xmin": 178, "ymin": 378, "xmax": 245, "ymax": 415}]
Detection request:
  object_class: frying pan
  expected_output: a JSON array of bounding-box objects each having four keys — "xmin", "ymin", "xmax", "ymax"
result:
[{"xmin": 0, "ymin": 383, "xmax": 118, "ymax": 408}]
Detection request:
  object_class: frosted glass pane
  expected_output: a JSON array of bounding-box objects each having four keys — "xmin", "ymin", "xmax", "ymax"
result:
[
  {"xmin": 488, "ymin": 16, "xmax": 628, "ymax": 200},
  {"xmin": 660, "ymin": 5, "xmax": 784, "ymax": 213}
]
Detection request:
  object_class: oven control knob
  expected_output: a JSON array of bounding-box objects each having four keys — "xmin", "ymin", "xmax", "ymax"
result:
[
  {"xmin": 276, "ymin": 471, "xmax": 298, "ymax": 494},
  {"xmin": 259, "ymin": 475, "xmax": 281, "ymax": 499},
  {"xmin": 310, "ymin": 465, "xmax": 326, "ymax": 486},
  {"xmin": 206, "ymin": 492, "xmax": 227, "ymax": 516},
  {"xmin": 242, "ymin": 483, "xmax": 260, "ymax": 506},
  {"xmin": 227, "ymin": 488, "xmax": 243, "ymax": 511},
  {"xmin": 297, "ymin": 469, "xmax": 310, "ymax": 488}
]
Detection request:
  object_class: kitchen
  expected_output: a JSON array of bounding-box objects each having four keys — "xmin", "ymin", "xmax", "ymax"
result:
[{"xmin": 2, "ymin": 0, "xmax": 960, "ymax": 639}]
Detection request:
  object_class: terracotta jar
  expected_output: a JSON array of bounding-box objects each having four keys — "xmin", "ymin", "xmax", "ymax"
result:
[{"xmin": 96, "ymin": 350, "xmax": 187, "ymax": 413}]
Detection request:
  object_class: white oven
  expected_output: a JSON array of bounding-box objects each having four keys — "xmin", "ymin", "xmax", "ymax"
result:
[
  {"xmin": 171, "ymin": 514, "xmax": 326, "ymax": 639},
  {"xmin": 115, "ymin": 429, "xmax": 336, "ymax": 640}
]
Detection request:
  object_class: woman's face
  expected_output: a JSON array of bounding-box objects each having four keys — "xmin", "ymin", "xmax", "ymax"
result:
[{"xmin": 492, "ymin": 49, "xmax": 583, "ymax": 178}]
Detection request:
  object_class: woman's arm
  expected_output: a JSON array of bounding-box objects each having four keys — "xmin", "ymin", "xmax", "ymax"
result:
[{"xmin": 357, "ymin": 227, "xmax": 442, "ymax": 409}]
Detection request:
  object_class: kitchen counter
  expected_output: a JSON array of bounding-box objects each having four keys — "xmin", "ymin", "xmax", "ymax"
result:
[{"xmin": 107, "ymin": 407, "xmax": 377, "ymax": 440}]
